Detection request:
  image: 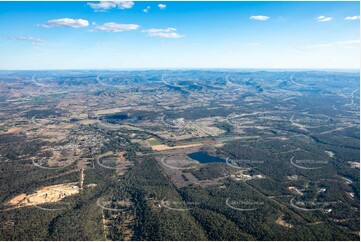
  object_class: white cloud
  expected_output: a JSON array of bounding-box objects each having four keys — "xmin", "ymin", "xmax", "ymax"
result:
[
  {"xmin": 158, "ymin": 4, "xmax": 166, "ymax": 10},
  {"xmin": 344, "ymin": 16, "xmax": 360, "ymax": 21},
  {"xmin": 306, "ymin": 43, "xmax": 333, "ymax": 48},
  {"xmin": 249, "ymin": 15, "xmax": 269, "ymax": 21},
  {"xmin": 92, "ymin": 22, "xmax": 139, "ymax": 32},
  {"xmin": 337, "ymin": 40, "xmax": 360, "ymax": 45},
  {"xmin": 317, "ymin": 16, "xmax": 332, "ymax": 22},
  {"xmin": 10, "ymin": 36, "xmax": 46, "ymax": 43},
  {"xmin": 142, "ymin": 28, "xmax": 184, "ymax": 38},
  {"xmin": 87, "ymin": 1, "xmax": 134, "ymax": 12},
  {"xmin": 306, "ymin": 39, "xmax": 359, "ymax": 49},
  {"xmin": 40, "ymin": 18, "xmax": 89, "ymax": 28},
  {"xmin": 143, "ymin": 6, "xmax": 150, "ymax": 13}
]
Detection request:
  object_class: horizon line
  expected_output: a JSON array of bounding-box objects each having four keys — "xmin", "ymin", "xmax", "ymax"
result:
[{"xmin": 0, "ymin": 68, "xmax": 359, "ymax": 72}]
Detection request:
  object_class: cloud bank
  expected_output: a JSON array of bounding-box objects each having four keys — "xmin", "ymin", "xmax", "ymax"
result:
[
  {"xmin": 344, "ymin": 16, "xmax": 360, "ymax": 21},
  {"xmin": 142, "ymin": 28, "xmax": 184, "ymax": 38},
  {"xmin": 87, "ymin": 1, "xmax": 134, "ymax": 11},
  {"xmin": 249, "ymin": 15, "xmax": 269, "ymax": 21},
  {"xmin": 10, "ymin": 36, "xmax": 46, "ymax": 43},
  {"xmin": 317, "ymin": 16, "xmax": 332, "ymax": 22},
  {"xmin": 92, "ymin": 22, "xmax": 139, "ymax": 32},
  {"xmin": 40, "ymin": 18, "xmax": 89, "ymax": 28},
  {"xmin": 158, "ymin": 4, "xmax": 166, "ymax": 10}
]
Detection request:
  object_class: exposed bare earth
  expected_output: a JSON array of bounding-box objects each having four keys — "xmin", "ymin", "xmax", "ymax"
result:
[
  {"xmin": 7, "ymin": 183, "xmax": 80, "ymax": 208},
  {"xmin": 5, "ymin": 127, "xmax": 22, "ymax": 134},
  {"xmin": 276, "ymin": 215, "xmax": 293, "ymax": 228},
  {"xmin": 151, "ymin": 143, "xmax": 204, "ymax": 151},
  {"xmin": 349, "ymin": 161, "xmax": 360, "ymax": 169}
]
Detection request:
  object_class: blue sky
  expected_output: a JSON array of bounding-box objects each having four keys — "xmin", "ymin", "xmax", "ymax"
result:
[{"xmin": 0, "ymin": 1, "xmax": 359, "ymax": 70}]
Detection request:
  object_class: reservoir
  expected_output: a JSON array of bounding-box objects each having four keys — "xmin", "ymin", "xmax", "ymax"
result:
[{"xmin": 187, "ymin": 151, "xmax": 226, "ymax": 164}]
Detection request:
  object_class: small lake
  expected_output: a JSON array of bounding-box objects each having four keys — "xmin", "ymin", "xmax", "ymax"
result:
[{"xmin": 187, "ymin": 151, "xmax": 226, "ymax": 164}]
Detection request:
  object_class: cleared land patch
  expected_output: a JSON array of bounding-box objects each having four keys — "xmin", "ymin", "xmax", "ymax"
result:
[{"xmin": 7, "ymin": 183, "xmax": 80, "ymax": 208}]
